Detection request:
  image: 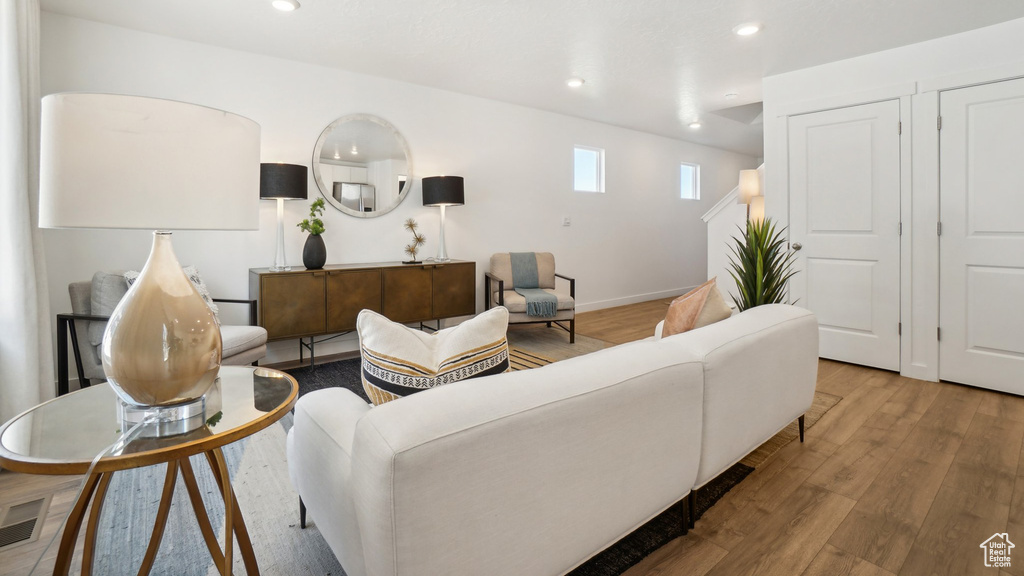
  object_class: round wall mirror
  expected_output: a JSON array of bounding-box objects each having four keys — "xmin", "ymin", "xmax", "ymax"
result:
[{"xmin": 311, "ymin": 114, "xmax": 412, "ymax": 218}]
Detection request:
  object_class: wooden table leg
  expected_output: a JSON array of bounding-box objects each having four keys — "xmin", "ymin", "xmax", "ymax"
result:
[
  {"xmin": 137, "ymin": 461, "xmax": 180, "ymax": 576},
  {"xmin": 206, "ymin": 449, "xmax": 259, "ymax": 576},
  {"xmin": 209, "ymin": 450, "xmax": 234, "ymax": 576},
  {"xmin": 81, "ymin": 472, "xmax": 114, "ymax": 576},
  {"xmin": 53, "ymin": 473, "xmax": 103, "ymax": 576},
  {"xmin": 179, "ymin": 457, "xmax": 227, "ymax": 573}
]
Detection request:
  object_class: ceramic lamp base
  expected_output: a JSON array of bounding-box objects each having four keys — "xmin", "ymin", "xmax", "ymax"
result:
[{"xmin": 102, "ymin": 231, "xmax": 223, "ymax": 408}]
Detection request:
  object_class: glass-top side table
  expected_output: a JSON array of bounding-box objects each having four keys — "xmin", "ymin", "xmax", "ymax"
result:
[{"xmin": 0, "ymin": 366, "xmax": 298, "ymax": 576}]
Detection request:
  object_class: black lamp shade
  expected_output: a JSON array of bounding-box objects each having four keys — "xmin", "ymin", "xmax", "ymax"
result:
[
  {"xmin": 260, "ymin": 163, "xmax": 308, "ymax": 200},
  {"xmin": 422, "ymin": 176, "xmax": 465, "ymax": 207}
]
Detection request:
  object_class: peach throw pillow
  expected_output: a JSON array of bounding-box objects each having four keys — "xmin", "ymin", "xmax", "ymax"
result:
[{"xmin": 663, "ymin": 278, "xmax": 733, "ymax": 337}]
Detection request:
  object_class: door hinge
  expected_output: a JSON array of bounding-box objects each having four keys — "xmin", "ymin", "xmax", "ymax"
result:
[
  {"xmin": 937, "ymin": 116, "xmax": 942, "ymax": 130},
  {"xmin": 898, "ymin": 322, "xmax": 902, "ymax": 335},
  {"xmin": 937, "ymin": 222, "xmax": 943, "ymax": 236},
  {"xmin": 898, "ymin": 222, "xmax": 903, "ymax": 236},
  {"xmin": 898, "ymin": 121, "xmax": 902, "ymax": 135},
  {"xmin": 937, "ymin": 327, "xmax": 942, "ymax": 341}
]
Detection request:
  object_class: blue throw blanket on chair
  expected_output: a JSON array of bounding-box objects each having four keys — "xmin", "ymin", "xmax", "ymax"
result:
[{"xmin": 510, "ymin": 252, "xmax": 558, "ymax": 317}]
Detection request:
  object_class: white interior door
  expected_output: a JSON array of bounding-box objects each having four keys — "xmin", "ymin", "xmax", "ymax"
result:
[
  {"xmin": 788, "ymin": 100, "xmax": 902, "ymax": 371},
  {"xmin": 939, "ymin": 78, "xmax": 1024, "ymax": 394}
]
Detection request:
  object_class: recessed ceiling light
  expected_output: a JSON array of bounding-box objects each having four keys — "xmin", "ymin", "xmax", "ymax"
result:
[
  {"xmin": 350, "ymin": 145, "xmax": 359, "ymax": 155},
  {"xmin": 732, "ymin": 22, "xmax": 761, "ymax": 36},
  {"xmin": 688, "ymin": 121, "xmax": 702, "ymax": 129},
  {"xmin": 272, "ymin": 0, "xmax": 300, "ymax": 12},
  {"xmin": 566, "ymin": 78, "xmax": 585, "ymax": 88},
  {"xmin": 725, "ymin": 92, "xmax": 739, "ymax": 100},
  {"xmin": 333, "ymin": 151, "xmax": 340, "ymax": 159}
]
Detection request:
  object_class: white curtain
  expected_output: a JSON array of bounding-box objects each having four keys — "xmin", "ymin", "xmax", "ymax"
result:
[{"xmin": 0, "ymin": 0, "xmax": 52, "ymax": 424}]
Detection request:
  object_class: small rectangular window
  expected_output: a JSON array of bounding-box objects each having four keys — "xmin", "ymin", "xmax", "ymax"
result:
[
  {"xmin": 680, "ymin": 162, "xmax": 700, "ymax": 200},
  {"xmin": 574, "ymin": 146, "xmax": 604, "ymax": 193}
]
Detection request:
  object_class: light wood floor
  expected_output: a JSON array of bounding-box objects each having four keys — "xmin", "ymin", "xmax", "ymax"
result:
[
  {"xmin": 586, "ymin": 299, "xmax": 1022, "ymax": 576},
  {"xmin": 3, "ymin": 299, "xmax": 1019, "ymax": 575}
]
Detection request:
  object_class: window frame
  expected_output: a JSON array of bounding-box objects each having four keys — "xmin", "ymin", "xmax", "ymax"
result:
[
  {"xmin": 679, "ymin": 162, "xmax": 700, "ymax": 200},
  {"xmin": 573, "ymin": 145, "xmax": 605, "ymax": 193}
]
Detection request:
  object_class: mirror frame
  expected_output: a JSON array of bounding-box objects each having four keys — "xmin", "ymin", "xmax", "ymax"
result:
[{"xmin": 311, "ymin": 113, "xmax": 413, "ymax": 218}]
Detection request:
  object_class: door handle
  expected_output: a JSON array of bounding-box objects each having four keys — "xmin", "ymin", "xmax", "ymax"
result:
[{"xmin": 792, "ymin": 242, "xmax": 803, "ymax": 251}]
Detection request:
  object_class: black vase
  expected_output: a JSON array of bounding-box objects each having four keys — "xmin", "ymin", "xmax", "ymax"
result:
[{"xmin": 303, "ymin": 235, "xmax": 326, "ymax": 270}]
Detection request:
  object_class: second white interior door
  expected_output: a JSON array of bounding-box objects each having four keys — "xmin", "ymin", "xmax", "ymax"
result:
[{"xmin": 788, "ymin": 99, "xmax": 902, "ymax": 371}]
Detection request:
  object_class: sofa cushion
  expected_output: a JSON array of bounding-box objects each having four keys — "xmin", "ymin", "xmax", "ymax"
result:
[
  {"xmin": 496, "ymin": 289, "xmax": 574, "ymax": 314},
  {"xmin": 88, "ymin": 270, "xmax": 129, "ymax": 346},
  {"xmin": 357, "ymin": 307, "xmax": 511, "ymax": 406},
  {"xmin": 663, "ymin": 278, "xmax": 732, "ymax": 337}
]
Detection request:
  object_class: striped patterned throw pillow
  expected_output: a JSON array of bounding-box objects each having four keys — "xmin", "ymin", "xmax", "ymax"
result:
[{"xmin": 357, "ymin": 307, "xmax": 511, "ymax": 406}]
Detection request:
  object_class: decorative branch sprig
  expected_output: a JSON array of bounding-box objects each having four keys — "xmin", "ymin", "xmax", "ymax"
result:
[
  {"xmin": 297, "ymin": 198, "xmax": 326, "ymax": 236},
  {"xmin": 404, "ymin": 218, "xmax": 426, "ymax": 261}
]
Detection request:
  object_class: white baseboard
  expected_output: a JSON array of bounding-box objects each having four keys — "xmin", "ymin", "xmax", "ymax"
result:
[{"xmin": 575, "ymin": 286, "xmax": 699, "ymax": 313}]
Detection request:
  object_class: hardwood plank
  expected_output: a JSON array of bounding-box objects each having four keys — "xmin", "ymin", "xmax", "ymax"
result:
[
  {"xmin": 977, "ymin": 389, "xmax": 1024, "ymax": 423},
  {"xmin": 942, "ymin": 414, "xmax": 1024, "ymax": 506},
  {"xmin": 802, "ymin": 544, "xmax": 896, "ymax": 576},
  {"xmin": 827, "ymin": 384, "xmax": 976, "ymax": 572},
  {"xmin": 693, "ymin": 438, "xmax": 839, "ymax": 551},
  {"xmin": 704, "ymin": 483, "xmax": 856, "ymax": 576},
  {"xmin": 621, "ymin": 533, "xmax": 728, "ymax": 576},
  {"xmin": 898, "ymin": 485, "xmax": 1010, "ymax": 576},
  {"xmin": 806, "ymin": 378, "xmax": 939, "ymax": 500},
  {"xmin": 575, "ymin": 297, "xmax": 672, "ymax": 344},
  {"xmin": 805, "ymin": 370, "xmax": 899, "ymax": 446}
]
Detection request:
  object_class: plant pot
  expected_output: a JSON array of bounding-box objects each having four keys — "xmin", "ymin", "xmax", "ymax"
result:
[{"xmin": 303, "ymin": 234, "xmax": 327, "ymax": 270}]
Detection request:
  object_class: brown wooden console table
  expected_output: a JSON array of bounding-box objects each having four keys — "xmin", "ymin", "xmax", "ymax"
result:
[{"xmin": 249, "ymin": 260, "xmax": 476, "ymax": 366}]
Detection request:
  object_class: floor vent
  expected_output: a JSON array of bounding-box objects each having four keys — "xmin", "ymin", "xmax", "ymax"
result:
[{"xmin": 0, "ymin": 497, "xmax": 49, "ymax": 551}]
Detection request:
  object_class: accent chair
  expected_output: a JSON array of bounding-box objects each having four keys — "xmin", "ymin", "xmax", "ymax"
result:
[{"xmin": 484, "ymin": 252, "xmax": 576, "ymax": 343}]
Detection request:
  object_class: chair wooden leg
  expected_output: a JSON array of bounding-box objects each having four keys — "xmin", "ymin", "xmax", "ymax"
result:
[
  {"xmin": 300, "ymin": 498, "xmax": 307, "ymax": 529},
  {"xmin": 799, "ymin": 414, "xmax": 806, "ymax": 443},
  {"xmin": 688, "ymin": 490, "xmax": 697, "ymax": 529}
]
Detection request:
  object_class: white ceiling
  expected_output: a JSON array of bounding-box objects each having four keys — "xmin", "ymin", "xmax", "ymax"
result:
[{"xmin": 40, "ymin": 0, "xmax": 1024, "ymax": 156}]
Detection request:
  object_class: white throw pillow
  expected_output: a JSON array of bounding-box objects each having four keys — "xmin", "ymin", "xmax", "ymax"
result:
[{"xmin": 357, "ymin": 307, "xmax": 510, "ymax": 406}]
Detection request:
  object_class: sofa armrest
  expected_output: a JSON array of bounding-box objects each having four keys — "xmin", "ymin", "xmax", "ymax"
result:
[
  {"xmin": 654, "ymin": 320, "xmax": 665, "ymax": 340},
  {"xmin": 212, "ymin": 298, "xmax": 258, "ymax": 326},
  {"xmin": 288, "ymin": 387, "xmax": 373, "ymax": 575}
]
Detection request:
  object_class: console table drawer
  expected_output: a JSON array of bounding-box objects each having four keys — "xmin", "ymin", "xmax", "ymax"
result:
[
  {"xmin": 260, "ymin": 272, "xmax": 326, "ymax": 339},
  {"xmin": 383, "ymin": 266, "xmax": 433, "ymax": 323},
  {"xmin": 327, "ymin": 269, "xmax": 382, "ymax": 332}
]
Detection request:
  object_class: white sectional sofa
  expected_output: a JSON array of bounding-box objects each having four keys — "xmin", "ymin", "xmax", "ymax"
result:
[{"xmin": 287, "ymin": 304, "xmax": 818, "ymax": 576}]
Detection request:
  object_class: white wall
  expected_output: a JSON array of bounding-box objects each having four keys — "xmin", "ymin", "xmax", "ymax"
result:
[
  {"xmin": 40, "ymin": 13, "xmax": 755, "ymax": 367},
  {"xmin": 761, "ymin": 16, "xmax": 1024, "ymax": 382}
]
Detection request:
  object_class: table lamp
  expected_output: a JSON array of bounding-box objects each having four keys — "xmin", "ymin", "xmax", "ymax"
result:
[
  {"xmin": 260, "ymin": 163, "xmax": 308, "ymax": 271},
  {"xmin": 422, "ymin": 176, "xmax": 465, "ymax": 262},
  {"xmin": 39, "ymin": 93, "xmax": 260, "ymax": 428},
  {"xmin": 737, "ymin": 169, "xmax": 760, "ymax": 221}
]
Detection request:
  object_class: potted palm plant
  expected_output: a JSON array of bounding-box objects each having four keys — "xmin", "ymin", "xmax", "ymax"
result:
[
  {"xmin": 727, "ymin": 217, "xmax": 798, "ymax": 312},
  {"xmin": 297, "ymin": 198, "xmax": 327, "ymax": 269}
]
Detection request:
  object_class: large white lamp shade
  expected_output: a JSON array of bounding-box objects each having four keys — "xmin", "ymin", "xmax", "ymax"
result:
[
  {"xmin": 40, "ymin": 93, "xmax": 260, "ymax": 230},
  {"xmin": 38, "ymin": 93, "xmax": 260, "ymax": 414}
]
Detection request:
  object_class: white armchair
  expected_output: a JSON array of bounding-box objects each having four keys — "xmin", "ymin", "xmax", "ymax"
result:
[{"xmin": 484, "ymin": 252, "xmax": 576, "ymax": 342}]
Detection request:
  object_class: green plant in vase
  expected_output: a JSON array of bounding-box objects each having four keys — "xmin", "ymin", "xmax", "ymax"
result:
[
  {"xmin": 726, "ymin": 217, "xmax": 798, "ymax": 312},
  {"xmin": 297, "ymin": 198, "xmax": 327, "ymax": 269},
  {"xmin": 403, "ymin": 218, "xmax": 426, "ymax": 263}
]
